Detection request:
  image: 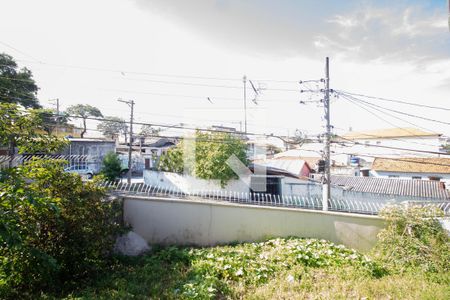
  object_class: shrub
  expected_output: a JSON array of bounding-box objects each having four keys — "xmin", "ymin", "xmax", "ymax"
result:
[
  {"xmin": 373, "ymin": 204, "xmax": 450, "ymax": 274},
  {"xmin": 0, "ymin": 159, "xmax": 124, "ymax": 298},
  {"xmin": 101, "ymin": 151, "xmax": 123, "ymax": 181}
]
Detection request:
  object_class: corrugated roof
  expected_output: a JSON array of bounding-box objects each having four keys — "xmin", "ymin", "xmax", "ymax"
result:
[
  {"xmin": 331, "ymin": 176, "xmax": 450, "ymax": 199},
  {"xmin": 274, "ymin": 156, "xmax": 320, "ymax": 168},
  {"xmin": 256, "ymin": 159, "xmax": 309, "ymax": 176},
  {"xmin": 372, "ymin": 157, "xmax": 450, "ymax": 174},
  {"xmin": 342, "ymin": 128, "xmax": 440, "ymax": 140}
]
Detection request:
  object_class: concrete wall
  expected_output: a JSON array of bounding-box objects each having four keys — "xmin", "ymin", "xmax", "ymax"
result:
[
  {"xmin": 61, "ymin": 139, "xmax": 116, "ymax": 173},
  {"xmin": 144, "ymin": 170, "xmax": 249, "ymax": 194},
  {"xmin": 123, "ymin": 195, "xmax": 385, "ymax": 251},
  {"xmin": 371, "ymin": 170, "xmax": 450, "ymax": 182}
]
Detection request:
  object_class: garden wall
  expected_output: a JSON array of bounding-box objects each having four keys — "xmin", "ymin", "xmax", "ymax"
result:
[{"xmin": 123, "ymin": 195, "xmax": 385, "ymax": 251}]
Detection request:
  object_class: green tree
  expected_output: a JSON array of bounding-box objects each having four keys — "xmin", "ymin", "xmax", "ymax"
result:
[
  {"xmin": 97, "ymin": 116, "xmax": 128, "ymax": 141},
  {"xmin": 0, "ymin": 159, "xmax": 123, "ymax": 297},
  {"xmin": 101, "ymin": 151, "xmax": 123, "ymax": 181},
  {"xmin": 35, "ymin": 108, "xmax": 69, "ymax": 134},
  {"xmin": 0, "ymin": 104, "xmax": 123, "ymax": 297},
  {"xmin": 139, "ymin": 124, "xmax": 161, "ymax": 137},
  {"xmin": 66, "ymin": 104, "xmax": 103, "ymax": 138},
  {"xmin": 0, "ymin": 53, "xmax": 40, "ymax": 108},
  {"xmin": 0, "ymin": 103, "xmax": 66, "ymax": 167},
  {"xmin": 159, "ymin": 131, "xmax": 248, "ymax": 186}
]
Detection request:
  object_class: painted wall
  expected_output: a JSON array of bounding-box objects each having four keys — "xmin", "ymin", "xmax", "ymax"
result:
[
  {"xmin": 371, "ymin": 170, "xmax": 450, "ymax": 182},
  {"xmin": 144, "ymin": 170, "xmax": 444, "ymax": 202},
  {"xmin": 123, "ymin": 196, "xmax": 385, "ymax": 251},
  {"xmin": 61, "ymin": 139, "xmax": 116, "ymax": 173},
  {"xmin": 144, "ymin": 170, "xmax": 249, "ymax": 194}
]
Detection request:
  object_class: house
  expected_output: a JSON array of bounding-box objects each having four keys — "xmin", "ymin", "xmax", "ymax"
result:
[
  {"xmin": 137, "ymin": 137, "xmax": 177, "ymax": 170},
  {"xmin": 247, "ymin": 140, "xmax": 283, "ymax": 160},
  {"xmin": 370, "ymin": 157, "xmax": 450, "ymax": 183},
  {"xmin": 330, "ymin": 175, "xmax": 450, "ymax": 200},
  {"xmin": 340, "ymin": 128, "xmax": 444, "ymax": 162},
  {"xmin": 59, "ymin": 138, "xmax": 116, "ymax": 173},
  {"xmin": 255, "ymin": 157, "xmax": 312, "ymax": 178}
]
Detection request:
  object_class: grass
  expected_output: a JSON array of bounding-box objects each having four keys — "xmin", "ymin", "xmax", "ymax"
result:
[{"xmin": 56, "ymin": 238, "xmax": 449, "ymax": 300}]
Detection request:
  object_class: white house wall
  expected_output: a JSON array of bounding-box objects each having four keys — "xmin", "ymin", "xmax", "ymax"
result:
[{"xmin": 371, "ymin": 170, "xmax": 450, "ymax": 182}]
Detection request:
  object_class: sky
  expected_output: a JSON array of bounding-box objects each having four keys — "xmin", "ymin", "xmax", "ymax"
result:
[{"xmin": 0, "ymin": 0, "xmax": 449, "ymax": 139}]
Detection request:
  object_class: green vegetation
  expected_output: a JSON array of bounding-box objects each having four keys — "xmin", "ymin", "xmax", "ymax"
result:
[
  {"xmin": 0, "ymin": 103, "xmax": 123, "ymax": 298},
  {"xmin": 42, "ymin": 205, "xmax": 448, "ymax": 299},
  {"xmin": 101, "ymin": 151, "xmax": 124, "ymax": 181},
  {"xmin": 62, "ymin": 235, "xmax": 448, "ymax": 299},
  {"xmin": 0, "ymin": 53, "xmax": 40, "ymax": 109},
  {"xmin": 159, "ymin": 131, "xmax": 248, "ymax": 186},
  {"xmin": 97, "ymin": 116, "xmax": 128, "ymax": 141},
  {"xmin": 374, "ymin": 205, "xmax": 449, "ymax": 273},
  {"xmin": 66, "ymin": 104, "xmax": 103, "ymax": 138}
]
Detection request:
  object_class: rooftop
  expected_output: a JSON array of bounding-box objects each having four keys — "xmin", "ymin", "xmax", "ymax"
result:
[
  {"xmin": 67, "ymin": 138, "xmax": 115, "ymax": 143},
  {"xmin": 254, "ymin": 158, "xmax": 310, "ymax": 176},
  {"xmin": 341, "ymin": 128, "xmax": 440, "ymax": 140},
  {"xmin": 372, "ymin": 157, "xmax": 450, "ymax": 174},
  {"xmin": 331, "ymin": 175, "xmax": 450, "ymax": 200}
]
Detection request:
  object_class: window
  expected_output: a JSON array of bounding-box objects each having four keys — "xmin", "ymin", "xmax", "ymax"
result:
[
  {"xmin": 428, "ymin": 176, "xmax": 442, "ymax": 181},
  {"xmin": 388, "ymin": 175, "xmax": 399, "ymax": 178},
  {"xmin": 376, "ymin": 141, "xmax": 381, "ymax": 145},
  {"xmin": 412, "ymin": 176, "xmax": 422, "ymax": 180}
]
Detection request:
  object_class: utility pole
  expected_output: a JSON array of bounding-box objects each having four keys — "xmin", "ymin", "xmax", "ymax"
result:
[
  {"xmin": 322, "ymin": 57, "xmax": 331, "ymax": 211},
  {"xmin": 49, "ymin": 98, "xmax": 60, "ymax": 136},
  {"xmin": 118, "ymin": 98, "xmax": 135, "ymax": 184},
  {"xmin": 243, "ymin": 75, "xmax": 247, "ymax": 134}
]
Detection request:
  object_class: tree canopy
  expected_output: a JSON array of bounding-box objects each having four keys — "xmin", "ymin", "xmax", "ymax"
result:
[
  {"xmin": 0, "ymin": 53, "xmax": 40, "ymax": 109},
  {"xmin": 66, "ymin": 104, "xmax": 103, "ymax": 138},
  {"xmin": 139, "ymin": 124, "xmax": 161, "ymax": 137},
  {"xmin": 158, "ymin": 131, "xmax": 248, "ymax": 186},
  {"xmin": 97, "ymin": 116, "xmax": 128, "ymax": 140},
  {"xmin": 0, "ymin": 103, "xmax": 66, "ymax": 161}
]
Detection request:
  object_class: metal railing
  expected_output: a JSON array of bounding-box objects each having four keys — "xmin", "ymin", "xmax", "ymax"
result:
[
  {"xmin": 0, "ymin": 154, "xmax": 89, "ymax": 169},
  {"xmin": 98, "ymin": 181, "xmax": 450, "ymax": 216}
]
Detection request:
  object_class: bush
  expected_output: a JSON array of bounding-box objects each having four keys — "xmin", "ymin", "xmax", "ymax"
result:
[
  {"xmin": 0, "ymin": 159, "xmax": 124, "ymax": 298},
  {"xmin": 373, "ymin": 204, "xmax": 450, "ymax": 274},
  {"xmin": 101, "ymin": 151, "xmax": 123, "ymax": 181}
]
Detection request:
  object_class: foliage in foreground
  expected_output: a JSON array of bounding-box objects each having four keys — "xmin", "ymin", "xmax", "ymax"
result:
[
  {"xmin": 374, "ymin": 205, "xmax": 450, "ymax": 274},
  {"xmin": 65, "ymin": 238, "xmax": 390, "ymax": 299},
  {"xmin": 0, "ymin": 159, "xmax": 123, "ymax": 298}
]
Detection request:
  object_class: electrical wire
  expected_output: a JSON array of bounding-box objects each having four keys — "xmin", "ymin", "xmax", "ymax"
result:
[
  {"xmin": 339, "ymin": 93, "xmax": 440, "ymax": 135},
  {"xmin": 339, "ymin": 94, "xmax": 443, "ymax": 148},
  {"xmin": 344, "ymin": 93, "xmax": 450, "ymax": 126},
  {"xmin": 332, "ymin": 138, "xmax": 450, "ymax": 156},
  {"xmin": 330, "ymin": 150, "xmax": 450, "ymax": 167},
  {"xmin": 337, "ymin": 90, "xmax": 450, "ymax": 112}
]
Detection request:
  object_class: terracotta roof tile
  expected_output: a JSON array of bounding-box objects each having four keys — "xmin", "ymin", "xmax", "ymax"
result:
[{"xmin": 372, "ymin": 157, "xmax": 450, "ymax": 174}]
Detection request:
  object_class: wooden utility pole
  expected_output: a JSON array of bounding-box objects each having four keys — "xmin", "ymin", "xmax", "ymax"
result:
[
  {"xmin": 118, "ymin": 98, "xmax": 135, "ymax": 184},
  {"xmin": 322, "ymin": 57, "xmax": 331, "ymax": 211}
]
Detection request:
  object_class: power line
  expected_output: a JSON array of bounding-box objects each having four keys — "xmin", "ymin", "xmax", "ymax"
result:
[
  {"xmin": 333, "ymin": 138, "xmax": 450, "ymax": 156},
  {"xmin": 0, "ymin": 41, "xmax": 43, "ymax": 62},
  {"xmin": 330, "ymin": 151, "xmax": 450, "ymax": 167},
  {"xmin": 339, "ymin": 93, "xmax": 440, "ymax": 135},
  {"xmin": 337, "ymin": 90, "xmax": 450, "ymax": 112},
  {"xmin": 342, "ymin": 93, "xmax": 450, "ymax": 126},
  {"xmin": 58, "ymin": 113, "xmax": 310, "ymax": 145}
]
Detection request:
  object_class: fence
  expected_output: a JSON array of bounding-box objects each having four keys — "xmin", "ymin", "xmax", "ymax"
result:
[
  {"xmin": 98, "ymin": 181, "xmax": 450, "ymax": 216},
  {"xmin": 0, "ymin": 154, "xmax": 89, "ymax": 169}
]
